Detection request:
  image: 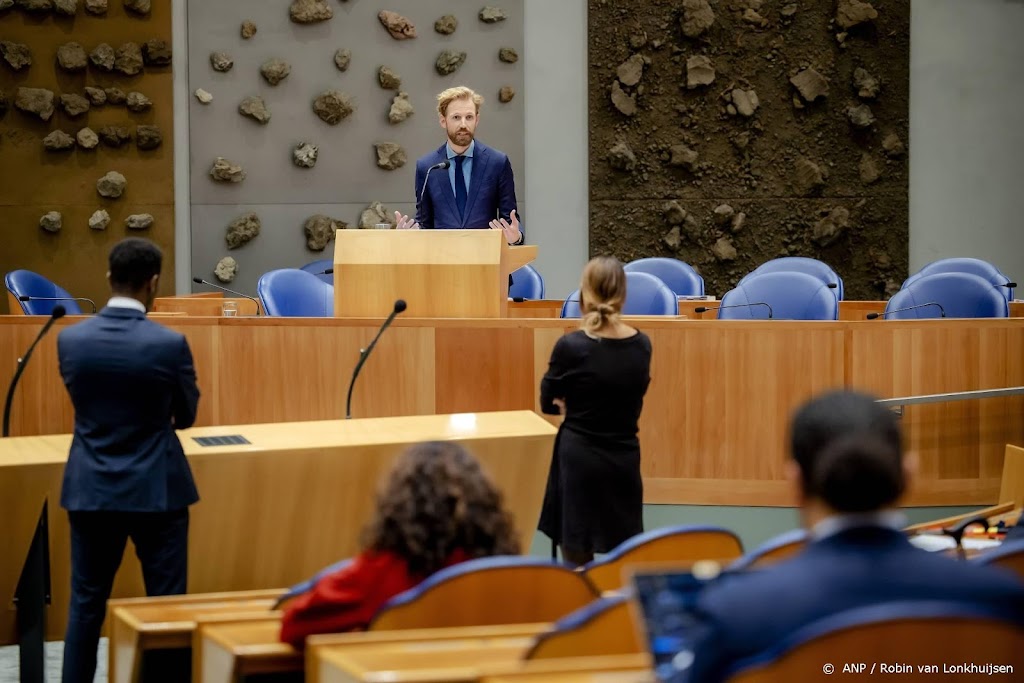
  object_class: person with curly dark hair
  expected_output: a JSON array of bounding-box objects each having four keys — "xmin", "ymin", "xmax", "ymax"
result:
[{"xmin": 279, "ymin": 441, "xmax": 520, "ymax": 647}]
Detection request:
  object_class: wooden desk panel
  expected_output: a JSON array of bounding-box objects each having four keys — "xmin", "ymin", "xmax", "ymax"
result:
[
  {"xmin": 0, "ymin": 411, "xmax": 555, "ymax": 644},
  {"xmin": 2, "ymin": 316, "xmax": 1022, "ymax": 511}
]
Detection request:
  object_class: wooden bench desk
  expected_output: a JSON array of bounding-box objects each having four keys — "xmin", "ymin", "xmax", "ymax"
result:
[
  {"xmin": 310, "ymin": 650, "xmax": 653, "ymax": 683},
  {"xmin": 196, "ymin": 620, "xmax": 551, "ymax": 683},
  {"xmin": 106, "ymin": 589, "xmax": 283, "ymax": 683}
]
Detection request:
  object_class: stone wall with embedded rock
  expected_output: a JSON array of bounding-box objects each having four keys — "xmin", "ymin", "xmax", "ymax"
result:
[
  {"xmin": 0, "ymin": 1, "xmax": 174, "ymax": 313},
  {"xmin": 588, "ymin": 0, "xmax": 909, "ymax": 300},
  {"xmin": 188, "ymin": 0, "xmax": 524, "ymax": 298}
]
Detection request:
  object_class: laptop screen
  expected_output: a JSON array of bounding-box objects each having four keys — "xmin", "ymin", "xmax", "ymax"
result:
[{"xmin": 632, "ymin": 567, "xmax": 725, "ymax": 683}]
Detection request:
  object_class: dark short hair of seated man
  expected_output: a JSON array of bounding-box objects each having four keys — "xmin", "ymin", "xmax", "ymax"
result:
[
  {"xmin": 362, "ymin": 440, "xmax": 521, "ymax": 576},
  {"xmin": 790, "ymin": 390, "xmax": 905, "ymax": 514}
]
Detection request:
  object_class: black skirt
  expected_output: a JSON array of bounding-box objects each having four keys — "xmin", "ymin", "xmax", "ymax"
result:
[{"xmin": 538, "ymin": 425, "xmax": 644, "ymax": 555}]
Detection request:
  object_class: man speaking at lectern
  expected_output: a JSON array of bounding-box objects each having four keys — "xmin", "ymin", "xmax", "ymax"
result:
[{"xmin": 395, "ymin": 86, "xmax": 523, "ymax": 247}]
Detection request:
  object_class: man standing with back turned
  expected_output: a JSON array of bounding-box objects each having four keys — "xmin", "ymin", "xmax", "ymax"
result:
[
  {"xmin": 395, "ymin": 85, "xmax": 524, "ymax": 247},
  {"xmin": 59, "ymin": 238, "xmax": 200, "ymax": 682}
]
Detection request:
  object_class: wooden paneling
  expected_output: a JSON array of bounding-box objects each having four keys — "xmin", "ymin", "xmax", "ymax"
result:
[
  {"xmin": 0, "ymin": 411, "xmax": 556, "ymax": 643},
  {"xmin": 0, "ymin": 4, "xmax": 175, "ymax": 314},
  {"xmin": 435, "ymin": 326, "xmax": 536, "ymax": 414},
  {"xmin": 3, "ymin": 316, "xmax": 1022, "ymax": 511}
]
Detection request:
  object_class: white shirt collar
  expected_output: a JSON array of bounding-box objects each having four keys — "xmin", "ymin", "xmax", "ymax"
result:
[
  {"xmin": 811, "ymin": 510, "xmax": 907, "ymax": 541},
  {"xmin": 446, "ymin": 139, "xmax": 475, "ymax": 159},
  {"xmin": 106, "ymin": 296, "xmax": 147, "ymax": 313}
]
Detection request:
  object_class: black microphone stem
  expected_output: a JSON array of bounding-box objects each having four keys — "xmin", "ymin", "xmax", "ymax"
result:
[
  {"xmin": 3, "ymin": 310, "xmax": 65, "ymax": 437},
  {"xmin": 345, "ymin": 303, "xmax": 405, "ymax": 420}
]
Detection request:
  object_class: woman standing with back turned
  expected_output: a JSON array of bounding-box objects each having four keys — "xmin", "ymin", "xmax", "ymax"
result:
[{"xmin": 538, "ymin": 256, "xmax": 653, "ymax": 566}]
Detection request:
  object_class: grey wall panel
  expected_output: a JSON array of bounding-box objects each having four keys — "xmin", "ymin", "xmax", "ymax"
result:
[
  {"xmin": 190, "ymin": 201, "xmax": 413, "ymax": 295},
  {"xmin": 187, "ymin": 0, "xmax": 524, "ymax": 208}
]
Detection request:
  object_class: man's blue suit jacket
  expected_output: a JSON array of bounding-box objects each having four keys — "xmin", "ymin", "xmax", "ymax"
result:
[
  {"xmin": 685, "ymin": 526, "xmax": 1024, "ymax": 683},
  {"xmin": 58, "ymin": 306, "xmax": 201, "ymax": 512},
  {"xmin": 414, "ymin": 141, "xmax": 521, "ymax": 231}
]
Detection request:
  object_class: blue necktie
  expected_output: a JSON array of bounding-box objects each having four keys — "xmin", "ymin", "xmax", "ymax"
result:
[{"xmin": 454, "ymin": 155, "xmax": 467, "ymax": 219}]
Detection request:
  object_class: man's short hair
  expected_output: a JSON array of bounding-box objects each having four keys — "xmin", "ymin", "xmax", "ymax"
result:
[
  {"xmin": 437, "ymin": 86, "xmax": 484, "ymax": 117},
  {"xmin": 109, "ymin": 238, "xmax": 162, "ymax": 291},
  {"xmin": 790, "ymin": 390, "xmax": 905, "ymax": 512}
]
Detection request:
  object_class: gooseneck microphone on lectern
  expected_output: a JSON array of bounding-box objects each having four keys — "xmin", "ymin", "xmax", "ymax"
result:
[
  {"xmin": 18, "ymin": 295, "xmax": 96, "ymax": 314},
  {"xmin": 319, "ymin": 269, "xmax": 334, "ymax": 276},
  {"xmin": 694, "ymin": 302, "xmax": 774, "ymax": 319},
  {"xmin": 866, "ymin": 302, "xmax": 946, "ymax": 319},
  {"xmin": 192, "ymin": 277, "xmax": 262, "ymax": 315},
  {"xmin": 345, "ymin": 299, "xmax": 407, "ymax": 419},
  {"xmin": 3, "ymin": 306, "xmax": 66, "ymax": 437},
  {"xmin": 416, "ymin": 161, "xmax": 451, "ymax": 222}
]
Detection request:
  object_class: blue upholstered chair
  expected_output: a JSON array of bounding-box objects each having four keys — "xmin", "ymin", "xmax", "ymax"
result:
[
  {"xmin": 729, "ymin": 529, "xmax": 808, "ymax": 571},
  {"xmin": 561, "ymin": 272, "xmax": 679, "ymax": 318},
  {"xmin": 624, "ymin": 257, "xmax": 705, "ymax": 297},
  {"xmin": 5, "ymin": 269, "xmax": 84, "ymax": 315},
  {"xmin": 883, "ymin": 272, "xmax": 1008, "ymax": 319},
  {"xmin": 256, "ymin": 269, "xmax": 334, "ymax": 317},
  {"xmin": 509, "ymin": 264, "xmax": 545, "ymax": 300},
  {"xmin": 582, "ymin": 525, "xmax": 744, "ymax": 592},
  {"xmin": 718, "ymin": 271, "xmax": 839, "ymax": 320},
  {"xmin": 299, "ymin": 258, "xmax": 334, "ymax": 285},
  {"xmin": 723, "ymin": 602, "xmax": 1024, "ymax": 682},
  {"xmin": 742, "ymin": 257, "xmax": 844, "ymax": 300},
  {"xmin": 368, "ymin": 556, "xmax": 599, "ymax": 630},
  {"xmin": 525, "ymin": 594, "xmax": 642, "ymax": 659},
  {"xmin": 902, "ymin": 257, "xmax": 1014, "ymax": 302}
]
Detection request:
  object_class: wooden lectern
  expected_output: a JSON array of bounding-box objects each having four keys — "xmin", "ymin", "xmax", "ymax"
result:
[{"xmin": 332, "ymin": 230, "xmax": 538, "ymax": 318}]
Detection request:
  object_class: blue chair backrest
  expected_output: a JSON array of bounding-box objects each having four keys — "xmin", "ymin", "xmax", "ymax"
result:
[
  {"xmin": 742, "ymin": 257, "xmax": 844, "ymax": 300},
  {"xmin": 885, "ymin": 272, "xmax": 1008, "ymax": 319},
  {"xmin": 273, "ymin": 557, "xmax": 353, "ymax": 609},
  {"xmin": 5, "ymin": 269, "xmax": 84, "ymax": 315},
  {"xmin": 256, "ymin": 268, "xmax": 334, "ymax": 317},
  {"xmin": 561, "ymin": 272, "xmax": 678, "ymax": 318},
  {"xmin": 728, "ymin": 528, "xmax": 808, "ymax": 571},
  {"xmin": 299, "ymin": 258, "xmax": 334, "ymax": 285},
  {"xmin": 903, "ymin": 258, "xmax": 1014, "ymax": 301},
  {"xmin": 509, "ymin": 264, "xmax": 545, "ymax": 299},
  {"xmin": 624, "ymin": 258, "xmax": 705, "ymax": 297},
  {"xmin": 719, "ymin": 271, "xmax": 838, "ymax": 320}
]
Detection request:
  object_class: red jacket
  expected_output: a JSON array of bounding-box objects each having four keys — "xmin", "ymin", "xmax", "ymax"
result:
[{"xmin": 279, "ymin": 548, "xmax": 469, "ymax": 647}]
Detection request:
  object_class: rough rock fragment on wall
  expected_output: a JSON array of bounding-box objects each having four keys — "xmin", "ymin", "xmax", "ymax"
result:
[
  {"xmin": 375, "ymin": 142, "xmax": 406, "ymax": 170},
  {"xmin": 436, "ymin": 50, "xmax": 466, "ymax": 76},
  {"xmin": 379, "ymin": 10, "xmax": 417, "ymax": 39},
  {"xmin": 215, "ymin": 257, "xmax": 238, "ymax": 283},
  {"xmin": 289, "ymin": 0, "xmax": 332, "ymax": 24},
  {"xmin": 312, "ymin": 90, "xmax": 355, "ymax": 124},
  {"xmin": 435, "ymin": 15, "xmax": 457, "ymax": 34},
  {"xmin": 210, "ymin": 158, "xmax": 245, "ymax": 183},
  {"xmin": 293, "ymin": 142, "xmax": 318, "ymax": 168},
  {"xmin": 388, "ymin": 92, "xmax": 413, "ymax": 124},
  {"xmin": 96, "ymin": 171, "xmax": 127, "ymax": 198},
  {"xmin": 40, "ymin": 211, "xmax": 62, "ymax": 233},
  {"xmin": 15, "ymin": 87, "xmax": 54, "ymax": 121},
  {"xmin": 226, "ymin": 213, "xmax": 260, "ymax": 249}
]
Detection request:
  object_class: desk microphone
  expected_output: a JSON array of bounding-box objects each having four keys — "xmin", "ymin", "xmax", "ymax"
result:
[
  {"xmin": 192, "ymin": 277, "xmax": 262, "ymax": 315},
  {"xmin": 345, "ymin": 299, "xmax": 406, "ymax": 419},
  {"xmin": 3, "ymin": 306, "xmax": 66, "ymax": 437},
  {"xmin": 866, "ymin": 302, "xmax": 946, "ymax": 319},
  {"xmin": 319, "ymin": 269, "xmax": 334, "ymax": 276},
  {"xmin": 416, "ymin": 161, "xmax": 450, "ymax": 224},
  {"xmin": 694, "ymin": 302, "xmax": 774, "ymax": 319},
  {"xmin": 18, "ymin": 295, "xmax": 96, "ymax": 314}
]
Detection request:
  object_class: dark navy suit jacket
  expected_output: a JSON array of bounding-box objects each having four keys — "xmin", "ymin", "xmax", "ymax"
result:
[
  {"xmin": 685, "ymin": 526, "xmax": 1024, "ymax": 683},
  {"xmin": 58, "ymin": 306, "xmax": 201, "ymax": 512},
  {"xmin": 414, "ymin": 141, "xmax": 521, "ymax": 231}
]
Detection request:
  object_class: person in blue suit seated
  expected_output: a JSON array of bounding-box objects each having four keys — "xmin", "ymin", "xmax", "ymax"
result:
[
  {"xmin": 395, "ymin": 85, "xmax": 523, "ymax": 247},
  {"xmin": 58, "ymin": 238, "xmax": 201, "ymax": 683},
  {"xmin": 679, "ymin": 390, "xmax": 1024, "ymax": 683}
]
